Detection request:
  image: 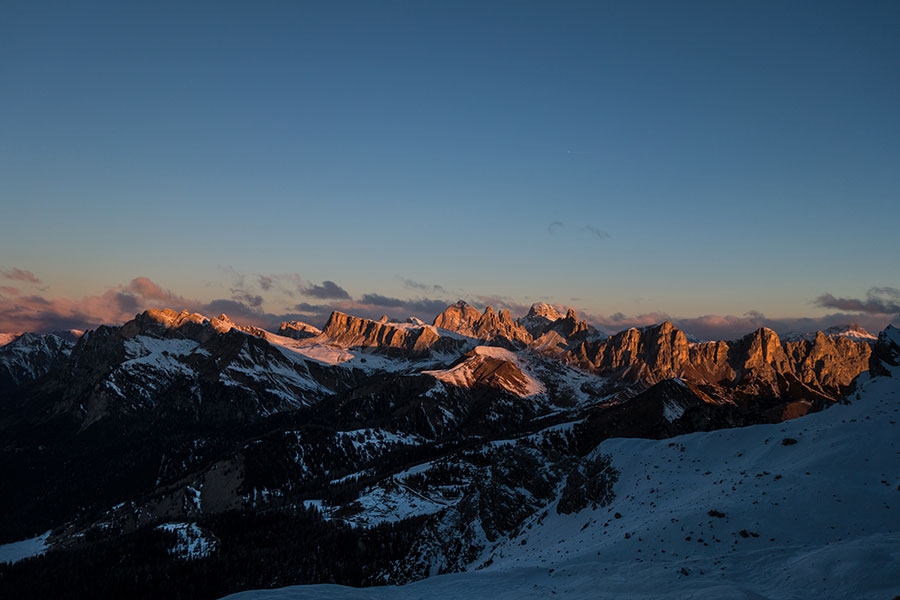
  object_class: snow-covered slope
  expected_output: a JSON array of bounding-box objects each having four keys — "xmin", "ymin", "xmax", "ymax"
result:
[
  {"xmin": 0, "ymin": 331, "xmax": 76, "ymax": 388},
  {"xmin": 423, "ymin": 346, "xmax": 545, "ymax": 398},
  {"xmin": 784, "ymin": 324, "xmax": 878, "ymax": 343},
  {"xmin": 223, "ymin": 362, "xmax": 900, "ymax": 600},
  {"xmin": 0, "ymin": 530, "xmax": 51, "ymax": 565}
]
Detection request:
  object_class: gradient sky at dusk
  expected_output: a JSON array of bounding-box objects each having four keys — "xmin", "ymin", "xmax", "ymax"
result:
[{"xmin": 1, "ymin": 1, "xmax": 899, "ymax": 339}]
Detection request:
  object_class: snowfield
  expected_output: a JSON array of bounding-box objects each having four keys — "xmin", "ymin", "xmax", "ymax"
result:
[
  {"xmin": 223, "ymin": 364, "xmax": 900, "ymax": 600},
  {"xmin": 0, "ymin": 531, "xmax": 51, "ymax": 565}
]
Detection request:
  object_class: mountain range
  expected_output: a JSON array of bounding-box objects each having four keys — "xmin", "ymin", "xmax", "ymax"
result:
[{"xmin": 0, "ymin": 301, "xmax": 896, "ymax": 599}]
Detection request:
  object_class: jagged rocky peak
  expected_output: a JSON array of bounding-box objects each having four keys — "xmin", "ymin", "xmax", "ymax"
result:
[
  {"xmin": 432, "ymin": 301, "xmax": 532, "ymax": 346},
  {"xmin": 784, "ymin": 328, "xmax": 872, "ymax": 392},
  {"xmin": 210, "ymin": 313, "xmax": 238, "ymax": 333},
  {"xmin": 122, "ymin": 308, "xmax": 227, "ymax": 343},
  {"xmin": 0, "ymin": 330, "xmax": 78, "ymax": 389},
  {"xmin": 321, "ymin": 311, "xmax": 375, "ymax": 338},
  {"xmin": 320, "ymin": 310, "xmax": 476, "ymax": 358},
  {"xmin": 519, "ymin": 302, "xmax": 564, "ymax": 336},
  {"xmin": 473, "ymin": 306, "xmax": 532, "ymax": 346},
  {"xmin": 321, "ymin": 310, "xmax": 454, "ymax": 356},
  {"xmin": 141, "ymin": 308, "xmax": 208, "ymax": 329},
  {"xmin": 528, "ymin": 302, "xmax": 563, "ymax": 321},
  {"xmin": 277, "ymin": 320, "xmax": 322, "ymax": 340},
  {"xmin": 432, "ymin": 300, "xmax": 483, "ymax": 334},
  {"xmin": 739, "ymin": 327, "xmax": 788, "ymax": 366},
  {"xmin": 115, "ymin": 308, "xmax": 278, "ymax": 348},
  {"xmin": 555, "ymin": 307, "xmax": 592, "ymax": 337}
]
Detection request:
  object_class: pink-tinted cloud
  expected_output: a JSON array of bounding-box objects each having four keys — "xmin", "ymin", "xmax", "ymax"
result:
[
  {"xmin": 0, "ymin": 278, "xmax": 190, "ymax": 333},
  {"xmin": 126, "ymin": 276, "xmax": 183, "ymax": 303},
  {"xmin": 1, "ymin": 268, "xmax": 42, "ymax": 285}
]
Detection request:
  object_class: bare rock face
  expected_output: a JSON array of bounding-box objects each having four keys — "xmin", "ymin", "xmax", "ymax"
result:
[
  {"xmin": 519, "ymin": 302, "xmax": 564, "ymax": 337},
  {"xmin": 277, "ymin": 320, "xmax": 322, "ymax": 340},
  {"xmin": 569, "ymin": 322, "xmax": 872, "ymax": 401},
  {"xmin": 123, "ymin": 308, "xmax": 220, "ymax": 342},
  {"xmin": 528, "ymin": 307, "xmax": 600, "ymax": 355},
  {"xmin": 433, "ymin": 302, "xmax": 532, "ymax": 347},
  {"xmin": 320, "ymin": 311, "xmax": 467, "ymax": 357},
  {"xmin": 472, "ymin": 306, "xmax": 533, "ymax": 347},
  {"xmin": 729, "ymin": 328, "xmax": 794, "ymax": 396},
  {"xmin": 687, "ymin": 340, "xmax": 734, "ymax": 384},
  {"xmin": 575, "ymin": 322, "xmax": 690, "ymax": 383},
  {"xmin": 433, "ymin": 301, "xmax": 483, "ymax": 335},
  {"xmin": 786, "ymin": 331, "xmax": 872, "ymax": 394},
  {"xmin": 321, "ymin": 311, "xmax": 415, "ymax": 351}
]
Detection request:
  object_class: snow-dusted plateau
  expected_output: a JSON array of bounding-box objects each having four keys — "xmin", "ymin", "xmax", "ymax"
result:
[{"xmin": 1, "ymin": 302, "xmax": 898, "ymax": 599}]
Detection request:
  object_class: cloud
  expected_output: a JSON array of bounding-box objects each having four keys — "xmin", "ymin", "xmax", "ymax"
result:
[
  {"xmin": 402, "ymin": 298, "xmax": 451, "ymax": 317},
  {"xmin": 0, "ymin": 275, "xmax": 448, "ymax": 333},
  {"xmin": 400, "ymin": 277, "xmax": 447, "ymax": 294},
  {"xmin": 360, "ymin": 293, "xmax": 406, "ymax": 308},
  {"xmin": 302, "ymin": 280, "xmax": 351, "ymax": 300},
  {"xmin": 258, "ymin": 273, "xmax": 302, "ymax": 296},
  {"xmin": 0, "ymin": 277, "xmax": 190, "ymax": 333},
  {"xmin": 1, "ymin": 268, "xmax": 42, "ymax": 285},
  {"xmin": 127, "ymin": 277, "xmax": 183, "ymax": 303},
  {"xmin": 355, "ymin": 294, "xmax": 451, "ymax": 321},
  {"xmin": 547, "ymin": 221, "xmax": 564, "ymax": 234},
  {"xmin": 294, "ymin": 302, "xmax": 331, "ymax": 313},
  {"xmin": 815, "ymin": 287, "xmax": 900, "ymax": 315},
  {"xmin": 290, "ymin": 293, "xmax": 453, "ymax": 327},
  {"xmin": 230, "ymin": 289, "xmax": 264, "ymax": 308},
  {"xmin": 202, "ymin": 299, "xmax": 263, "ymax": 320}
]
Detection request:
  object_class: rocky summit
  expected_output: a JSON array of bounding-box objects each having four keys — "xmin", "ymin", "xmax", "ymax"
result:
[{"xmin": 0, "ymin": 302, "xmax": 892, "ymax": 600}]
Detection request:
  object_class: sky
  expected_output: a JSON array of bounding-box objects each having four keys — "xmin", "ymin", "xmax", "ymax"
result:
[{"xmin": 1, "ymin": 0, "xmax": 898, "ymax": 339}]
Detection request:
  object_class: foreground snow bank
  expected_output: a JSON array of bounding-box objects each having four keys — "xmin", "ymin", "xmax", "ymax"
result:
[{"xmin": 223, "ymin": 369, "xmax": 900, "ymax": 600}]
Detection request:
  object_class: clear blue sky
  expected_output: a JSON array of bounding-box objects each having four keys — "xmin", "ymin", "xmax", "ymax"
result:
[{"xmin": 1, "ymin": 0, "xmax": 898, "ymax": 338}]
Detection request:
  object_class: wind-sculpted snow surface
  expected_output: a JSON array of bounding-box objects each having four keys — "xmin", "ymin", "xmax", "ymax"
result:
[{"xmin": 223, "ymin": 361, "xmax": 900, "ymax": 600}]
